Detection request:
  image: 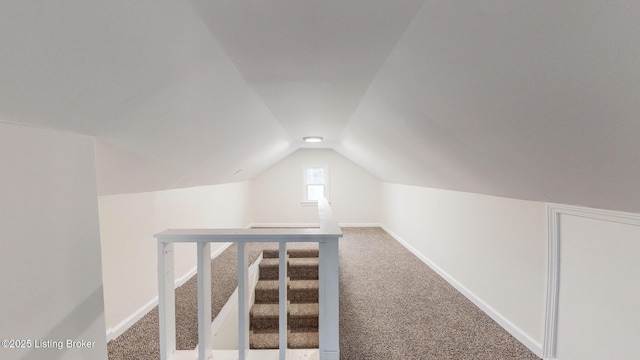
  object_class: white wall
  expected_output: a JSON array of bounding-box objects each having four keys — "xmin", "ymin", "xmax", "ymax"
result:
[
  {"xmin": 99, "ymin": 182, "xmax": 250, "ymax": 337},
  {"xmin": 250, "ymin": 149, "xmax": 380, "ymax": 225},
  {"xmin": 0, "ymin": 123, "xmax": 108, "ymax": 359},
  {"xmin": 555, "ymin": 211, "xmax": 640, "ymax": 360},
  {"xmin": 380, "ymin": 182, "xmax": 547, "ymax": 356}
]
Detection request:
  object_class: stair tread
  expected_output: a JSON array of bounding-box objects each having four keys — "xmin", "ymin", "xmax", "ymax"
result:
[
  {"xmin": 288, "ymin": 258, "xmax": 319, "ymax": 267},
  {"xmin": 255, "ymin": 280, "xmax": 279, "ymax": 290},
  {"xmin": 263, "ymin": 248, "xmax": 319, "ymax": 259},
  {"xmin": 250, "ymin": 303, "xmax": 279, "ymax": 318},
  {"xmin": 289, "ymin": 279, "xmax": 318, "ymax": 290},
  {"xmin": 260, "ymin": 258, "xmax": 280, "ymax": 267},
  {"xmin": 260, "ymin": 257, "xmax": 319, "ymax": 267},
  {"xmin": 250, "ymin": 332, "xmax": 278, "ymax": 349},
  {"xmin": 289, "ymin": 331, "xmax": 319, "ymax": 348},
  {"xmin": 250, "ymin": 330, "xmax": 319, "ymax": 349},
  {"xmin": 255, "ymin": 279, "xmax": 318, "ymax": 290},
  {"xmin": 250, "ymin": 303, "xmax": 318, "ymax": 318},
  {"xmin": 288, "ymin": 303, "xmax": 319, "ymax": 317}
]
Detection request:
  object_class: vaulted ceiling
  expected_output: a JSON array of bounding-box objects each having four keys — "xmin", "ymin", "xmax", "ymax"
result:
[{"xmin": 1, "ymin": 1, "xmax": 639, "ymax": 212}]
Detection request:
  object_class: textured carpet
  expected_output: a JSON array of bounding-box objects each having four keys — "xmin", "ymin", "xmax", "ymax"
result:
[
  {"xmin": 107, "ymin": 228, "xmax": 540, "ymax": 359},
  {"xmin": 337, "ymin": 228, "xmax": 539, "ymax": 360}
]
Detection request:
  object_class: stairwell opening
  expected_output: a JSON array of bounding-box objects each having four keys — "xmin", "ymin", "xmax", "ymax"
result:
[{"xmin": 250, "ymin": 247, "xmax": 320, "ymax": 349}]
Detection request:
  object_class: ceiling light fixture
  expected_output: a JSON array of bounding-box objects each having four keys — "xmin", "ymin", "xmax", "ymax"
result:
[{"xmin": 303, "ymin": 136, "xmax": 323, "ymax": 143}]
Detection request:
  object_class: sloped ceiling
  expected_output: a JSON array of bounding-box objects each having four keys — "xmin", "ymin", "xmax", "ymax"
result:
[
  {"xmin": 339, "ymin": 1, "xmax": 640, "ymax": 212},
  {"xmin": 0, "ymin": 0, "xmax": 295, "ymax": 195},
  {"xmin": 189, "ymin": 0, "xmax": 425, "ymax": 147},
  {"xmin": 1, "ymin": 1, "xmax": 639, "ymax": 212}
]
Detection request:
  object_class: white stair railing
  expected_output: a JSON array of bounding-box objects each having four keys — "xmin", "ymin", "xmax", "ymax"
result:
[{"xmin": 155, "ymin": 198, "xmax": 342, "ymax": 360}]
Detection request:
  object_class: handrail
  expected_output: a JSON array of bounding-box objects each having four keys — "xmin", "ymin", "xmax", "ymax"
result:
[
  {"xmin": 155, "ymin": 198, "xmax": 342, "ymax": 360},
  {"xmin": 155, "ymin": 199, "xmax": 342, "ymax": 241},
  {"xmin": 155, "ymin": 227, "xmax": 340, "ymax": 241}
]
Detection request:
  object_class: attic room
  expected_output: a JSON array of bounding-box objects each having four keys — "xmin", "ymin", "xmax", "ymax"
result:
[{"xmin": 1, "ymin": 1, "xmax": 639, "ymax": 360}]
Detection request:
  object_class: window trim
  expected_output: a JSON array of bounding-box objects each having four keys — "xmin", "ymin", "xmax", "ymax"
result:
[{"xmin": 301, "ymin": 164, "xmax": 329, "ymax": 206}]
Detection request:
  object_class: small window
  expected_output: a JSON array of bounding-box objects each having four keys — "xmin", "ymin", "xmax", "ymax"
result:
[{"xmin": 302, "ymin": 166, "xmax": 328, "ymax": 204}]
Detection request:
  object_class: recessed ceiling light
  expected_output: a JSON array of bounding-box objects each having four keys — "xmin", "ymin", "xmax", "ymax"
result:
[{"xmin": 303, "ymin": 136, "xmax": 323, "ymax": 143}]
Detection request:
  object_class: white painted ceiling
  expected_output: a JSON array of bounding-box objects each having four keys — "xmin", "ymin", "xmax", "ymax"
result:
[
  {"xmin": 189, "ymin": 0, "xmax": 425, "ymax": 146},
  {"xmin": 1, "ymin": 1, "xmax": 639, "ymax": 212}
]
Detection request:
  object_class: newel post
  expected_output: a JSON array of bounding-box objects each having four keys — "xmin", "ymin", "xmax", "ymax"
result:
[
  {"xmin": 158, "ymin": 242, "xmax": 176, "ymax": 360},
  {"xmin": 318, "ymin": 235, "xmax": 340, "ymax": 360}
]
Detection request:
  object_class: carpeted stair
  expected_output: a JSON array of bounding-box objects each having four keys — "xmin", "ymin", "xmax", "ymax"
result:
[{"xmin": 250, "ymin": 248, "xmax": 320, "ymax": 349}]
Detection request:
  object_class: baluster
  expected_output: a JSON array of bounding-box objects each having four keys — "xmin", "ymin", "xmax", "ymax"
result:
[
  {"xmin": 158, "ymin": 242, "xmax": 175, "ymax": 360},
  {"xmin": 279, "ymin": 241, "xmax": 288, "ymax": 359},
  {"xmin": 238, "ymin": 242, "xmax": 249, "ymax": 360},
  {"xmin": 197, "ymin": 242, "xmax": 212, "ymax": 360}
]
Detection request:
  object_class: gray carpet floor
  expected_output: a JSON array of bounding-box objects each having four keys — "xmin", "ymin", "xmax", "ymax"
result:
[{"xmin": 107, "ymin": 227, "xmax": 540, "ymax": 359}]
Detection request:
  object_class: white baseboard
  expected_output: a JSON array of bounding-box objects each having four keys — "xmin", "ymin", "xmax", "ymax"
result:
[
  {"xmin": 106, "ymin": 242, "xmax": 233, "ymax": 342},
  {"xmin": 248, "ymin": 223, "xmax": 320, "ymax": 228},
  {"xmin": 379, "ymin": 224, "xmax": 544, "ymax": 358},
  {"xmin": 338, "ymin": 222, "xmax": 382, "ymax": 227},
  {"xmin": 248, "ymin": 222, "xmax": 382, "ymax": 229}
]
